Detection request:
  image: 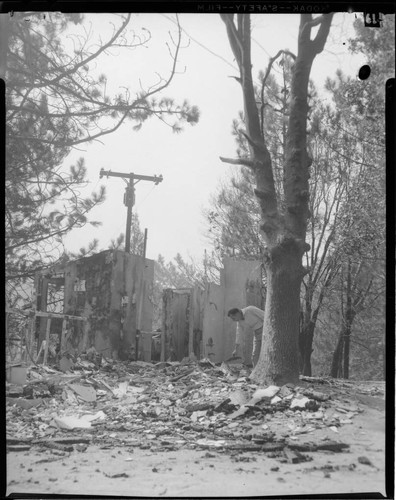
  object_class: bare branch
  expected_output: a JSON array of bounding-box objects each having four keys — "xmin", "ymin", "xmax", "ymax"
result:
[
  {"xmin": 219, "ymin": 156, "xmax": 255, "ymax": 168},
  {"xmin": 220, "ymin": 14, "xmax": 243, "ymax": 66}
]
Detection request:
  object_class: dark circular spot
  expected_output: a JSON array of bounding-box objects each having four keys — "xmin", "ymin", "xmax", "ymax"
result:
[{"xmin": 358, "ymin": 65, "xmax": 371, "ymax": 80}]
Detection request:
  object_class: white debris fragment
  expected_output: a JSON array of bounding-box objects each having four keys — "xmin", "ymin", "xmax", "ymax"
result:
[
  {"xmin": 290, "ymin": 396, "xmax": 310, "ymax": 409},
  {"xmin": 191, "ymin": 410, "xmax": 207, "ymax": 422},
  {"xmin": 53, "ymin": 410, "xmax": 106, "ymax": 430},
  {"xmin": 252, "ymin": 386, "xmax": 280, "ymax": 400},
  {"xmin": 196, "ymin": 438, "xmax": 226, "ymax": 447}
]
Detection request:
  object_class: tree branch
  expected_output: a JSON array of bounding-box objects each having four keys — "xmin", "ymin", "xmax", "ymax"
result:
[
  {"xmin": 220, "ymin": 14, "xmax": 243, "ymax": 66},
  {"xmin": 219, "ymin": 156, "xmax": 255, "ymax": 168},
  {"xmin": 260, "ymin": 49, "xmax": 296, "ymax": 137},
  {"xmin": 27, "ymin": 15, "xmax": 132, "ymax": 90}
]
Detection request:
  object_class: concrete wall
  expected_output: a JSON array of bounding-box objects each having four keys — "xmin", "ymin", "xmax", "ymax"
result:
[
  {"xmin": 36, "ymin": 250, "xmax": 153, "ymax": 360},
  {"xmin": 162, "ymin": 289, "xmax": 190, "ymax": 361},
  {"xmin": 202, "ymin": 283, "xmax": 225, "ymax": 363},
  {"xmin": 222, "ymin": 257, "xmax": 263, "ymax": 364},
  {"xmin": 162, "ymin": 286, "xmax": 205, "ymax": 362},
  {"xmin": 113, "ymin": 251, "xmax": 154, "ymax": 359},
  {"xmin": 190, "ymin": 286, "xmax": 205, "ymax": 358},
  {"xmin": 167, "ymin": 258, "xmax": 264, "ymax": 364}
]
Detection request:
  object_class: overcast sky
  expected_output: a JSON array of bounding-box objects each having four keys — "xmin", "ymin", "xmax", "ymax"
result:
[{"xmin": 61, "ymin": 12, "xmax": 367, "ymax": 264}]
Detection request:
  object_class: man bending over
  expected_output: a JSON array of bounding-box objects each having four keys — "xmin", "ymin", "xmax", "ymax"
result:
[{"xmin": 228, "ymin": 306, "xmax": 264, "ymax": 368}]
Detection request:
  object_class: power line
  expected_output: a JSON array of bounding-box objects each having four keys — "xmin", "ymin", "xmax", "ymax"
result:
[
  {"xmin": 135, "ymin": 184, "xmax": 157, "ymax": 209},
  {"xmin": 161, "ymin": 13, "xmax": 285, "ymax": 88},
  {"xmin": 161, "ymin": 13, "xmax": 239, "ymax": 73}
]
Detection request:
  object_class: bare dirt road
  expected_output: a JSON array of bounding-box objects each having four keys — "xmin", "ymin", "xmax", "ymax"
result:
[{"xmin": 6, "ymin": 393, "xmax": 387, "ymax": 498}]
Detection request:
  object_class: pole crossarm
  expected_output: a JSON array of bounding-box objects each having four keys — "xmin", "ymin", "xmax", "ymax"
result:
[{"xmin": 99, "ymin": 169, "xmax": 163, "ymax": 185}]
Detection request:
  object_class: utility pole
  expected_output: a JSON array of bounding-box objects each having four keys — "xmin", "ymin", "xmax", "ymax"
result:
[{"xmin": 99, "ymin": 169, "xmax": 163, "ymax": 253}]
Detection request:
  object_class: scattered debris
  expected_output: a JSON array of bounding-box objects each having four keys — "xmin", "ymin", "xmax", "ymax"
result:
[{"xmin": 6, "ymin": 359, "xmax": 380, "ymax": 461}]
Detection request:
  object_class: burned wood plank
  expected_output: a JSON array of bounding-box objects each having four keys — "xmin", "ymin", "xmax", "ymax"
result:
[
  {"xmin": 300, "ymin": 388, "xmax": 331, "ymax": 402},
  {"xmin": 299, "ymin": 375, "xmax": 332, "ymax": 384},
  {"xmin": 316, "ymin": 441, "xmax": 350, "ymax": 452},
  {"xmin": 7, "ymin": 444, "xmax": 31, "ymax": 452},
  {"xmin": 287, "ymin": 441, "xmax": 317, "ymax": 452},
  {"xmin": 287, "ymin": 440, "xmax": 349, "ymax": 453},
  {"xmin": 7, "ymin": 437, "xmax": 33, "ymax": 445},
  {"xmin": 32, "ymin": 436, "xmax": 91, "ymax": 445},
  {"xmin": 223, "ymin": 443, "xmax": 263, "ymax": 452},
  {"xmin": 39, "ymin": 441, "xmax": 74, "ymax": 452},
  {"xmin": 261, "ymin": 442, "xmax": 286, "ymax": 452},
  {"xmin": 170, "ymin": 368, "xmax": 195, "ymax": 382}
]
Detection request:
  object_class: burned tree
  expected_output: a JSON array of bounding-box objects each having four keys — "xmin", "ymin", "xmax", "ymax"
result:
[{"xmin": 220, "ymin": 14, "xmax": 333, "ymax": 384}]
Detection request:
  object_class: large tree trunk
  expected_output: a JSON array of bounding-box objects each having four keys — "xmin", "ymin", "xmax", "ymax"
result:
[
  {"xmin": 221, "ymin": 13, "xmax": 333, "ymax": 384},
  {"xmin": 253, "ymin": 240, "xmax": 303, "ymax": 384},
  {"xmin": 330, "ymin": 330, "xmax": 344, "ymax": 378}
]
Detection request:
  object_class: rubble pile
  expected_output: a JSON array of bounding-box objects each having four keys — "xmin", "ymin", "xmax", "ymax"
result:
[{"xmin": 6, "ymin": 356, "xmax": 380, "ymax": 459}]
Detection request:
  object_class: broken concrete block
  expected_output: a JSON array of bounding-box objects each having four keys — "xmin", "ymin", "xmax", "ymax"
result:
[
  {"xmin": 6, "ymin": 385, "xmax": 24, "ymax": 398},
  {"xmin": 62, "ymin": 388, "xmax": 79, "ymax": 403},
  {"xmin": 6, "ymin": 365, "xmax": 27, "ymax": 385},
  {"xmin": 68, "ymin": 383, "xmax": 97, "ymax": 402},
  {"xmin": 59, "ymin": 356, "xmax": 74, "ymax": 372},
  {"xmin": 8, "ymin": 398, "xmax": 43, "ymax": 410},
  {"xmin": 228, "ymin": 389, "xmax": 249, "ymax": 406},
  {"xmin": 283, "ymin": 448, "xmax": 312, "ymax": 464},
  {"xmin": 278, "ymin": 385, "xmax": 293, "ymax": 398}
]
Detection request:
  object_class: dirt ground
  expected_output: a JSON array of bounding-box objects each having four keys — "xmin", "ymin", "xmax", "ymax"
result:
[{"xmin": 6, "ymin": 389, "xmax": 387, "ymax": 498}]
